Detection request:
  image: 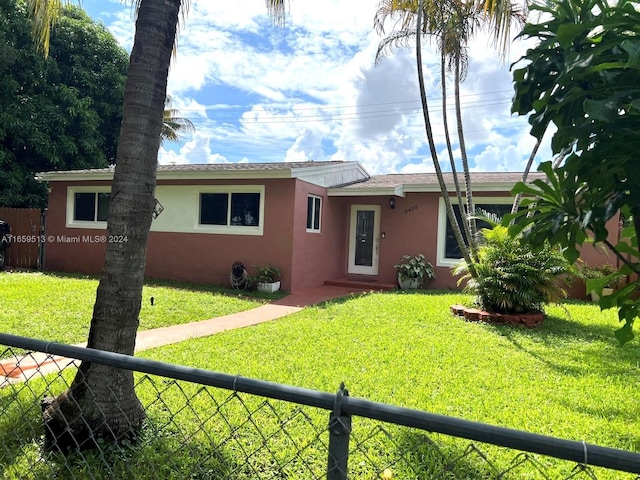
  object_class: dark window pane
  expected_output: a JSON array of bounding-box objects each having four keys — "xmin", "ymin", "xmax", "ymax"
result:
[
  {"xmin": 445, "ymin": 203, "xmax": 514, "ymax": 258},
  {"xmin": 313, "ymin": 197, "xmax": 321, "ymax": 230},
  {"xmin": 307, "ymin": 197, "xmax": 313, "ymax": 229},
  {"xmin": 355, "ymin": 210, "xmax": 374, "ymax": 266},
  {"xmin": 231, "ymin": 193, "xmax": 260, "ymax": 226},
  {"xmin": 200, "ymin": 193, "xmax": 228, "ymax": 225},
  {"xmin": 74, "ymin": 193, "xmax": 95, "ymax": 221},
  {"xmin": 96, "ymin": 193, "xmax": 110, "ymax": 222}
]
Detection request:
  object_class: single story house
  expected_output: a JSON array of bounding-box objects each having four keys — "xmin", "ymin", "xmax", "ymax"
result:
[{"xmin": 36, "ymin": 161, "xmax": 618, "ymax": 295}]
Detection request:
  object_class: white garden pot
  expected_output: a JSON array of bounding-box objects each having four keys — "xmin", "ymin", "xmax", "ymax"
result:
[
  {"xmin": 398, "ymin": 276, "xmax": 420, "ymax": 290},
  {"xmin": 590, "ymin": 287, "xmax": 613, "ymax": 302},
  {"xmin": 257, "ymin": 281, "xmax": 281, "ymax": 293}
]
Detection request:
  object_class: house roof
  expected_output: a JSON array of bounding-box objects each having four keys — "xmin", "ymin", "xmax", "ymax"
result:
[
  {"xmin": 328, "ymin": 172, "xmax": 546, "ymax": 197},
  {"xmin": 37, "ymin": 161, "xmax": 544, "ymax": 196},
  {"xmin": 36, "ymin": 161, "xmax": 370, "ymax": 188}
]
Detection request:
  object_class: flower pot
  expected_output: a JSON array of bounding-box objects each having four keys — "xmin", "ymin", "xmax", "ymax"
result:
[
  {"xmin": 590, "ymin": 287, "xmax": 613, "ymax": 302},
  {"xmin": 398, "ymin": 276, "xmax": 420, "ymax": 290},
  {"xmin": 257, "ymin": 281, "xmax": 281, "ymax": 293}
]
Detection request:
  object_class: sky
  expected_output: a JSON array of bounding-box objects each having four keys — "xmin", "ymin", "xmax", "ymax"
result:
[{"xmin": 81, "ymin": 0, "xmax": 551, "ymax": 176}]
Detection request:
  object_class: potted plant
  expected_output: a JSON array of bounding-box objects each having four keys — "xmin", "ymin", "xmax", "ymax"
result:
[
  {"xmin": 578, "ymin": 263, "xmax": 626, "ymax": 301},
  {"xmin": 254, "ymin": 265, "xmax": 282, "ymax": 293},
  {"xmin": 394, "ymin": 254, "xmax": 435, "ymax": 289}
]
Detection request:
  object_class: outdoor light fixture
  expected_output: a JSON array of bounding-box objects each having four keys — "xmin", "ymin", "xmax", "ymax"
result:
[{"xmin": 389, "ymin": 198, "xmax": 395, "ymax": 210}]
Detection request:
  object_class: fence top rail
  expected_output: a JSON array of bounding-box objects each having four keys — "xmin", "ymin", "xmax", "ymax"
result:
[{"xmin": 1, "ymin": 332, "xmax": 640, "ymax": 475}]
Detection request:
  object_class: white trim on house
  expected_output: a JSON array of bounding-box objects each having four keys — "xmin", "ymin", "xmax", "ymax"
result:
[
  {"xmin": 64, "ymin": 185, "xmax": 266, "ymax": 236},
  {"xmin": 347, "ymin": 205, "xmax": 381, "ymax": 275},
  {"xmin": 306, "ymin": 195, "xmax": 322, "ymax": 233},
  {"xmin": 65, "ymin": 186, "xmax": 111, "ymax": 230},
  {"xmin": 155, "ymin": 185, "xmax": 265, "ymax": 236},
  {"xmin": 436, "ymin": 196, "xmax": 515, "ymax": 268}
]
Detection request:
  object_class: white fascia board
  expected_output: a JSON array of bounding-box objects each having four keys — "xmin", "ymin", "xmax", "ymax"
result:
[
  {"xmin": 293, "ymin": 162, "xmax": 370, "ymax": 188},
  {"xmin": 36, "ymin": 171, "xmax": 114, "ymax": 182},
  {"xmin": 327, "ymin": 185, "xmax": 405, "ymax": 197}
]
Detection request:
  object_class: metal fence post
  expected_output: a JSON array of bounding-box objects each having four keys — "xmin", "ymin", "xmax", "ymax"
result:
[{"xmin": 327, "ymin": 382, "xmax": 351, "ymax": 480}]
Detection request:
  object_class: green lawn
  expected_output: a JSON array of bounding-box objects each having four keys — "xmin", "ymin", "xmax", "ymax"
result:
[
  {"xmin": 138, "ymin": 292, "xmax": 640, "ymax": 478},
  {"xmin": 1, "ymin": 274, "xmax": 639, "ymax": 478},
  {"xmin": 0, "ymin": 271, "xmax": 266, "ymax": 345}
]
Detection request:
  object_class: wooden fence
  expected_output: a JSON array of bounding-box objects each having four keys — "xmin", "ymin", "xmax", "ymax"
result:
[{"xmin": 0, "ymin": 207, "xmax": 43, "ymax": 269}]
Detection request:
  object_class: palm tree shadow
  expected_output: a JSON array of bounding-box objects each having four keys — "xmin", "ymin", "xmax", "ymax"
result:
[{"xmin": 485, "ymin": 312, "xmax": 638, "ymax": 378}]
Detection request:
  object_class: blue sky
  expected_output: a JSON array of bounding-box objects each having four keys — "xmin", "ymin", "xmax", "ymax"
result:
[{"xmin": 81, "ymin": 0, "xmax": 550, "ymax": 175}]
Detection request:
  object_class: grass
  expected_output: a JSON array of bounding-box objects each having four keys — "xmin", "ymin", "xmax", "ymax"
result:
[
  {"xmin": 1, "ymin": 275, "xmax": 639, "ymax": 478},
  {"xmin": 0, "ymin": 271, "xmax": 269, "ymax": 345},
  {"xmin": 136, "ymin": 292, "xmax": 640, "ymax": 478}
]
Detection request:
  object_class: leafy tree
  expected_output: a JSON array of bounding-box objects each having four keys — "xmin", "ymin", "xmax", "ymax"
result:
[
  {"xmin": 374, "ymin": 0, "xmax": 526, "ymax": 277},
  {"xmin": 508, "ymin": 0, "xmax": 640, "ymax": 343},
  {"xmin": 27, "ymin": 0, "xmax": 287, "ymax": 452},
  {"xmin": 0, "ymin": 0, "xmax": 128, "ymax": 208}
]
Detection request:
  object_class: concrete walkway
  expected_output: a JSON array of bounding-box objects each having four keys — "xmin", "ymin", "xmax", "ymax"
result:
[{"xmin": 0, "ymin": 285, "xmax": 370, "ymax": 383}]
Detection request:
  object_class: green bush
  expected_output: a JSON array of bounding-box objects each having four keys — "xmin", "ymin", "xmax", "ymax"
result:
[{"xmin": 454, "ymin": 224, "xmax": 569, "ymax": 313}]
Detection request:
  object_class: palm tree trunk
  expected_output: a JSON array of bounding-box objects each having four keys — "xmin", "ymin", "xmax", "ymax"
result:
[
  {"xmin": 42, "ymin": 0, "xmax": 181, "ymax": 452},
  {"xmin": 415, "ymin": 0, "xmax": 475, "ymax": 273},
  {"xmin": 511, "ymin": 134, "xmax": 543, "ymax": 215},
  {"xmin": 454, "ymin": 54, "xmax": 477, "ymax": 256},
  {"xmin": 440, "ymin": 36, "xmax": 476, "ymax": 264}
]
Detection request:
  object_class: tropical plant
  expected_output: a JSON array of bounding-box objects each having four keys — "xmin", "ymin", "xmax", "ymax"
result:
[
  {"xmin": 508, "ymin": 0, "xmax": 640, "ymax": 343},
  {"xmin": 26, "ymin": 0, "xmax": 288, "ymax": 452},
  {"xmin": 374, "ymin": 0, "xmax": 527, "ymax": 278},
  {"xmin": 394, "ymin": 254, "xmax": 435, "ymax": 286},
  {"xmin": 254, "ymin": 264, "xmax": 282, "ymax": 284},
  {"xmin": 578, "ymin": 263, "xmax": 626, "ymax": 290},
  {"xmin": 161, "ymin": 94, "xmax": 195, "ymax": 145},
  {"xmin": 454, "ymin": 221, "xmax": 569, "ymax": 313}
]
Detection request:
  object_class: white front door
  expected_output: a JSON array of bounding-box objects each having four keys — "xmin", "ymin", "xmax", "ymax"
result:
[{"xmin": 348, "ymin": 205, "xmax": 380, "ymax": 275}]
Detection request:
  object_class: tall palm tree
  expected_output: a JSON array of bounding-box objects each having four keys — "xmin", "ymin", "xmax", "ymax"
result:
[
  {"xmin": 162, "ymin": 95, "xmax": 195, "ymax": 145},
  {"xmin": 27, "ymin": 0, "xmax": 287, "ymax": 452},
  {"xmin": 374, "ymin": 0, "xmax": 526, "ymax": 273}
]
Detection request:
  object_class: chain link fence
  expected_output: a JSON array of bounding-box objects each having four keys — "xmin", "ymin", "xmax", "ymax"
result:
[{"xmin": 1, "ymin": 335, "xmax": 640, "ymax": 479}]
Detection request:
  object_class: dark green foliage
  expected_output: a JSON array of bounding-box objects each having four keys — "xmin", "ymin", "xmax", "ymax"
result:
[
  {"xmin": 509, "ymin": 0, "xmax": 640, "ymax": 342},
  {"xmin": 393, "ymin": 253, "xmax": 435, "ymax": 282},
  {"xmin": 254, "ymin": 265, "xmax": 282, "ymax": 283},
  {"xmin": 455, "ymin": 224, "xmax": 569, "ymax": 313},
  {"xmin": 0, "ymin": 0, "xmax": 128, "ymax": 208}
]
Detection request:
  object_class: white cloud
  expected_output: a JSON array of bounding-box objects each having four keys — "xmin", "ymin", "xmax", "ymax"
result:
[{"xmin": 87, "ymin": 0, "xmax": 549, "ymax": 174}]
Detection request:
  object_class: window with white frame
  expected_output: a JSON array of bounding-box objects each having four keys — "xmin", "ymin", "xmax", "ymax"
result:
[
  {"xmin": 306, "ymin": 195, "xmax": 322, "ymax": 232},
  {"xmin": 437, "ymin": 198, "xmax": 514, "ymax": 266},
  {"xmin": 66, "ymin": 187, "xmax": 111, "ymax": 228},
  {"xmin": 198, "ymin": 187, "xmax": 263, "ymax": 234}
]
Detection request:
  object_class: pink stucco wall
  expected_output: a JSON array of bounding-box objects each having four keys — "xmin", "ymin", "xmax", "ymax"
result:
[
  {"xmin": 43, "ymin": 179, "xmax": 622, "ymax": 297},
  {"xmin": 289, "ymin": 181, "xmax": 346, "ymax": 290},
  {"xmin": 44, "ymin": 178, "xmax": 298, "ymax": 290}
]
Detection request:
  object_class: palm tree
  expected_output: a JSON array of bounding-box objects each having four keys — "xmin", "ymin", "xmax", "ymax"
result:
[
  {"xmin": 162, "ymin": 95, "xmax": 195, "ymax": 145},
  {"xmin": 27, "ymin": 0, "xmax": 287, "ymax": 452},
  {"xmin": 374, "ymin": 0, "xmax": 526, "ymax": 274}
]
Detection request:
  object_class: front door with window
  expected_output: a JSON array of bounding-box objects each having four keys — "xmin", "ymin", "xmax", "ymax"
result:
[{"xmin": 348, "ymin": 205, "xmax": 380, "ymax": 275}]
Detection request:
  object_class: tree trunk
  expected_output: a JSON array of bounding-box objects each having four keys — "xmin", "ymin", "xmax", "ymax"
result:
[
  {"xmin": 440, "ymin": 36, "xmax": 475, "ymax": 265},
  {"xmin": 42, "ymin": 0, "xmax": 181, "ymax": 453},
  {"xmin": 415, "ymin": 0, "xmax": 475, "ymax": 274},
  {"xmin": 454, "ymin": 55, "xmax": 477, "ymax": 256}
]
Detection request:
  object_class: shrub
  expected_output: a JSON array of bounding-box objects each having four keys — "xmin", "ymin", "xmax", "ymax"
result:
[
  {"xmin": 254, "ymin": 265, "xmax": 282, "ymax": 283},
  {"xmin": 454, "ymin": 224, "xmax": 569, "ymax": 313},
  {"xmin": 393, "ymin": 254, "xmax": 435, "ymax": 285}
]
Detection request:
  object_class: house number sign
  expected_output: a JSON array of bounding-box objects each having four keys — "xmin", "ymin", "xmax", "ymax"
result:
[{"xmin": 404, "ymin": 205, "xmax": 418, "ymax": 214}]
